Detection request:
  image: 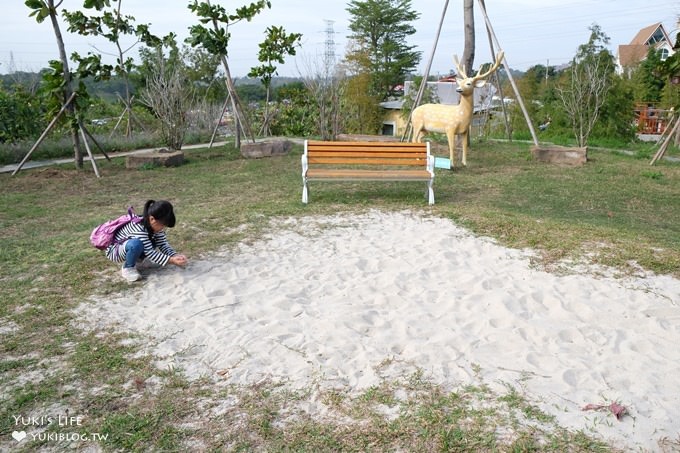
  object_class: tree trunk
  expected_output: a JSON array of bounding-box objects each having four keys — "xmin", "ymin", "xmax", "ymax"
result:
[
  {"xmin": 47, "ymin": 0, "xmax": 83, "ymax": 168},
  {"xmin": 115, "ymin": 0, "xmax": 134, "ymax": 138},
  {"xmin": 462, "ymin": 0, "xmax": 475, "ymax": 74},
  {"xmin": 220, "ymin": 56, "xmax": 246, "ymax": 148}
]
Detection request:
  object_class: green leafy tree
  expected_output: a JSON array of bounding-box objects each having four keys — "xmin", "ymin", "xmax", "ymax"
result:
[
  {"xmin": 0, "ymin": 85, "xmax": 45, "ymax": 143},
  {"xmin": 235, "ymin": 83, "xmax": 266, "ymax": 103},
  {"xmin": 187, "ymin": 0, "xmax": 271, "ymax": 147},
  {"xmin": 135, "ymin": 34, "xmax": 181, "ymax": 88},
  {"xmin": 25, "ymin": 0, "xmax": 112, "ymax": 167},
  {"xmin": 270, "ymin": 82, "xmax": 317, "ymax": 136},
  {"xmin": 659, "ymin": 33, "xmax": 680, "ymax": 144},
  {"xmin": 346, "ymin": 0, "xmax": 421, "ymax": 100},
  {"xmin": 631, "ymin": 48, "xmax": 665, "ymax": 103},
  {"xmin": 62, "ymin": 0, "xmax": 162, "ymax": 137},
  {"xmin": 248, "ymin": 26, "xmax": 302, "ymax": 136},
  {"xmin": 183, "ymin": 45, "xmax": 225, "ymax": 103},
  {"xmin": 400, "ymin": 75, "xmax": 438, "ymax": 123},
  {"xmin": 593, "ymin": 74, "xmax": 635, "ymax": 141},
  {"xmin": 341, "ymin": 72, "xmax": 382, "ymax": 134}
]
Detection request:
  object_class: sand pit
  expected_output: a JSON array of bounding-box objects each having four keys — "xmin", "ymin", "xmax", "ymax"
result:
[{"xmin": 79, "ymin": 210, "xmax": 680, "ymax": 450}]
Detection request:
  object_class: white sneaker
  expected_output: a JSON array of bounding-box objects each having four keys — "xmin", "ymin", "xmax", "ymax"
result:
[{"xmin": 121, "ymin": 265, "xmax": 141, "ymax": 282}]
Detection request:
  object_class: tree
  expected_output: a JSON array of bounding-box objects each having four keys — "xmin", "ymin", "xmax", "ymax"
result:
[
  {"xmin": 556, "ymin": 24, "xmax": 614, "ymax": 147},
  {"xmin": 0, "ymin": 85, "xmax": 45, "ymax": 143},
  {"xmin": 299, "ymin": 54, "xmax": 344, "ymax": 140},
  {"xmin": 183, "ymin": 45, "xmax": 225, "ymax": 104},
  {"xmin": 269, "ymin": 82, "xmax": 317, "ymax": 137},
  {"xmin": 138, "ymin": 36, "xmax": 192, "ymax": 150},
  {"xmin": 462, "ymin": 0, "xmax": 475, "ymax": 74},
  {"xmin": 187, "ymin": 0, "xmax": 271, "ymax": 147},
  {"xmin": 631, "ymin": 47, "xmax": 665, "ymax": 103},
  {"xmin": 659, "ymin": 32, "xmax": 680, "ymax": 145},
  {"xmin": 248, "ymin": 26, "xmax": 302, "ymax": 136},
  {"xmin": 400, "ymin": 75, "xmax": 439, "ymax": 124},
  {"xmin": 346, "ymin": 0, "xmax": 421, "ymax": 101},
  {"xmin": 594, "ymin": 74, "xmax": 635, "ymax": 140},
  {"xmin": 24, "ymin": 0, "xmax": 103, "ymax": 168},
  {"xmin": 341, "ymin": 71, "xmax": 383, "ymax": 134},
  {"xmin": 62, "ymin": 0, "xmax": 162, "ymax": 137}
]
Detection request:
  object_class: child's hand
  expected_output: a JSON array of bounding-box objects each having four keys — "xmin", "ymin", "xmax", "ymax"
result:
[{"xmin": 170, "ymin": 254, "xmax": 188, "ymax": 267}]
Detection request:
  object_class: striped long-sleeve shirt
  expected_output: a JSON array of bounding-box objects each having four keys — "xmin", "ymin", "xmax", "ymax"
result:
[{"xmin": 105, "ymin": 221, "xmax": 177, "ymax": 266}]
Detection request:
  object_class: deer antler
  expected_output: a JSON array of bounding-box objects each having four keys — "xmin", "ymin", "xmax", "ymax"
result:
[
  {"xmin": 452, "ymin": 55, "xmax": 468, "ymax": 79},
  {"xmin": 472, "ymin": 50, "xmax": 504, "ymax": 81}
]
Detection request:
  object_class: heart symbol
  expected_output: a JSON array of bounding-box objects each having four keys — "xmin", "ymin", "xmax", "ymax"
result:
[{"xmin": 12, "ymin": 430, "xmax": 26, "ymax": 442}]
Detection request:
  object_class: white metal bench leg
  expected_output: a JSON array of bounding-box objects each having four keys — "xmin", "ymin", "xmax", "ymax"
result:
[
  {"xmin": 427, "ymin": 180, "xmax": 435, "ymax": 205},
  {"xmin": 302, "ymin": 181, "xmax": 309, "ymax": 204}
]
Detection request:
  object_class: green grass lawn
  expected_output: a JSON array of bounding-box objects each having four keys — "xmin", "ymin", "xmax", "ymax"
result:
[{"xmin": 1, "ymin": 139, "xmax": 678, "ymax": 451}]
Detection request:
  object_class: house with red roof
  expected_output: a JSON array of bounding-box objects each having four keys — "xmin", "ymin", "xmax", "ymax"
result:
[{"xmin": 617, "ymin": 22, "xmax": 675, "ymax": 77}]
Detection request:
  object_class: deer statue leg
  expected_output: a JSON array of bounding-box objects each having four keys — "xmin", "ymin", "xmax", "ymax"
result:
[
  {"xmin": 460, "ymin": 130, "xmax": 469, "ymax": 167},
  {"xmin": 412, "ymin": 122, "xmax": 423, "ymax": 143},
  {"xmin": 446, "ymin": 130, "xmax": 456, "ymax": 169}
]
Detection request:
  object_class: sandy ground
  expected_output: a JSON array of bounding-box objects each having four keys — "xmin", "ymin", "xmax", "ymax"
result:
[{"xmin": 79, "ymin": 210, "xmax": 680, "ymax": 450}]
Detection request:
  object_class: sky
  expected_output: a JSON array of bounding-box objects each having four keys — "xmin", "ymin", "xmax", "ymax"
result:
[{"xmin": 0, "ymin": 0, "xmax": 678, "ymax": 79}]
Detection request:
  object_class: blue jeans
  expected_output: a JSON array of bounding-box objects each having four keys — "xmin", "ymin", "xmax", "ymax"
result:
[{"xmin": 123, "ymin": 238, "xmax": 144, "ymax": 269}]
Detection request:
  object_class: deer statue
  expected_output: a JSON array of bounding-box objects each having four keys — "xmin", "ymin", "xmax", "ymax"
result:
[{"xmin": 411, "ymin": 51, "xmax": 504, "ymax": 169}]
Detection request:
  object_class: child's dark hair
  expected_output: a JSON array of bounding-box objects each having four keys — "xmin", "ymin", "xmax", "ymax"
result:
[{"xmin": 143, "ymin": 200, "xmax": 176, "ymax": 228}]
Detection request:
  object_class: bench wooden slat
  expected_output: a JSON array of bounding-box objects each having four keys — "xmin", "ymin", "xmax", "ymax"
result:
[
  {"xmin": 307, "ymin": 169, "xmax": 432, "ymax": 180},
  {"xmin": 308, "ymin": 157, "xmax": 426, "ymax": 166},
  {"xmin": 307, "ymin": 151, "xmax": 427, "ymax": 158},
  {"xmin": 307, "ymin": 140, "xmax": 424, "ymax": 148},
  {"xmin": 302, "ymin": 139, "xmax": 435, "ymax": 204},
  {"xmin": 307, "ymin": 144, "xmax": 425, "ymax": 153}
]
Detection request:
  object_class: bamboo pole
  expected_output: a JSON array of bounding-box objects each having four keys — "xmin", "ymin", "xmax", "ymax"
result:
[
  {"xmin": 480, "ymin": 0, "xmax": 511, "ymax": 140},
  {"xmin": 476, "ymin": 0, "xmax": 539, "ymax": 146},
  {"xmin": 400, "ymin": 0, "xmax": 449, "ymax": 142},
  {"xmin": 81, "ymin": 124, "xmax": 111, "ymax": 161},
  {"xmin": 650, "ymin": 115, "xmax": 680, "ymax": 165},
  {"xmin": 12, "ymin": 92, "xmax": 77, "ymax": 175},
  {"xmin": 210, "ymin": 94, "xmax": 232, "ymax": 148},
  {"xmin": 78, "ymin": 121, "xmax": 101, "ymax": 178}
]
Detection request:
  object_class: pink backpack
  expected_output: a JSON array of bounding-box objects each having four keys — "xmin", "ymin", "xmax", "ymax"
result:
[{"xmin": 90, "ymin": 207, "xmax": 142, "ymax": 250}]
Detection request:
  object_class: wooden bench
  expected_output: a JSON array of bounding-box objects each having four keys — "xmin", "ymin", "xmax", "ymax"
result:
[{"xmin": 301, "ymin": 140, "xmax": 435, "ymax": 204}]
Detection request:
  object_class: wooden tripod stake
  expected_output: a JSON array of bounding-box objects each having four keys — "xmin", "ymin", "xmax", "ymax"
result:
[{"xmin": 12, "ymin": 92, "xmax": 110, "ymax": 177}]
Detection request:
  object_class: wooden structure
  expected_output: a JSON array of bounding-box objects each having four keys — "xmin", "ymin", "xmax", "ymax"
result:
[
  {"xmin": 635, "ymin": 103, "xmax": 670, "ymax": 135},
  {"xmin": 301, "ymin": 140, "xmax": 435, "ymax": 204},
  {"xmin": 650, "ymin": 114, "xmax": 679, "ymax": 165},
  {"xmin": 12, "ymin": 92, "xmax": 110, "ymax": 177}
]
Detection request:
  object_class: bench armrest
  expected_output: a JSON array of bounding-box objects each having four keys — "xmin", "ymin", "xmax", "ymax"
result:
[
  {"xmin": 426, "ymin": 142, "xmax": 434, "ymax": 174},
  {"xmin": 301, "ymin": 140, "xmax": 309, "ymax": 176}
]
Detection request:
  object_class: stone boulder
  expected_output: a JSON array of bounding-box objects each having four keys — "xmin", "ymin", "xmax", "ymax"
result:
[
  {"xmin": 126, "ymin": 149, "xmax": 185, "ymax": 169},
  {"xmin": 531, "ymin": 145, "xmax": 587, "ymax": 166},
  {"xmin": 240, "ymin": 140, "xmax": 292, "ymax": 158}
]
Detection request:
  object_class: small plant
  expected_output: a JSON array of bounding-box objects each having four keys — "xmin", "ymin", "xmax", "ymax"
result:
[
  {"xmin": 641, "ymin": 170, "xmax": 663, "ymax": 180},
  {"xmin": 635, "ymin": 148, "xmax": 653, "ymax": 159}
]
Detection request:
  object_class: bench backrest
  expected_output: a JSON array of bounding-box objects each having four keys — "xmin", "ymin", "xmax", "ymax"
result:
[{"xmin": 305, "ymin": 140, "xmax": 430, "ymax": 167}]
